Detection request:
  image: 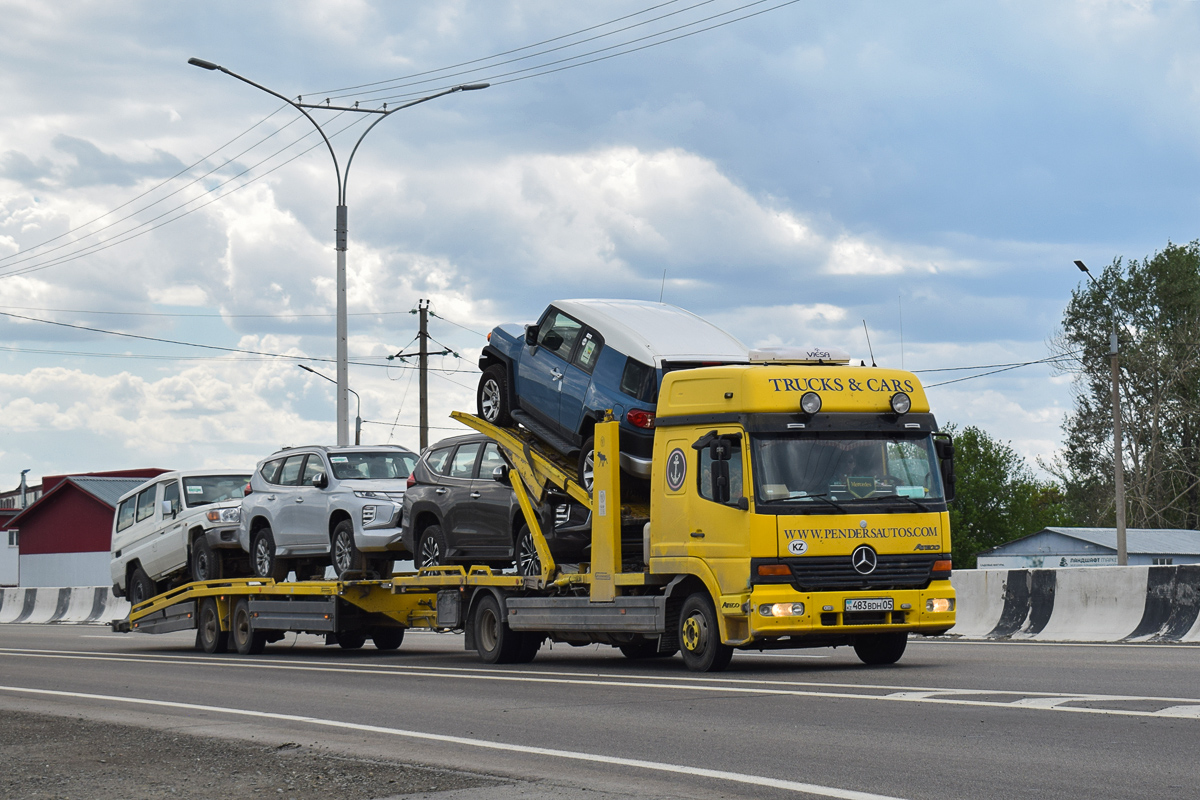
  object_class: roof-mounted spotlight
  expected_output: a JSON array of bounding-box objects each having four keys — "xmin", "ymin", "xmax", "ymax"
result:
[
  {"xmin": 890, "ymin": 392, "xmax": 912, "ymax": 415},
  {"xmin": 800, "ymin": 391, "xmax": 822, "ymax": 415}
]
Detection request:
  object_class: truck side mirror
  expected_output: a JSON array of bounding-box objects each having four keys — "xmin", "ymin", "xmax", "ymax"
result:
[
  {"xmin": 934, "ymin": 436, "xmax": 956, "ymax": 502},
  {"xmin": 312, "ymin": 473, "xmax": 328, "ymax": 489},
  {"xmin": 492, "ymin": 465, "xmax": 511, "ymax": 485},
  {"xmin": 524, "ymin": 325, "xmax": 539, "ymax": 347}
]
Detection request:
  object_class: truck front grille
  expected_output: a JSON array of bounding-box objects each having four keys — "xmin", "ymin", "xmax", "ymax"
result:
[{"xmin": 784, "ymin": 554, "xmax": 940, "ymax": 591}]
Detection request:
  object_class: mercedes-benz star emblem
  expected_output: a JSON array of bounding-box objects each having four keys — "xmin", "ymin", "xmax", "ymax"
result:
[{"xmin": 851, "ymin": 545, "xmax": 878, "ymax": 575}]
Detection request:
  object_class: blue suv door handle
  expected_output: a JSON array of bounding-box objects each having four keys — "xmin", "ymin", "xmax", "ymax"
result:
[
  {"xmin": 550, "ymin": 369, "xmax": 563, "ymax": 382},
  {"xmin": 295, "ymin": 497, "xmax": 304, "ymax": 503},
  {"xmin": 470, "ymin": 492, "xmax": 481, "ymax": 499},
  {"xmin": 435, "ymin": 488, "xmax": 448, "ymax": 495}
]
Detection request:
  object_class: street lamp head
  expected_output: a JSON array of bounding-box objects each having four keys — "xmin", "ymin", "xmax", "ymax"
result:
[
  {"xmin": 187, "ymin": 57, "xmax": 221, "ymax": 71},
  {"xmin": 458, "ymin": 83, "xmax": 490, "ymax": 91},
  {"xmin": 297, "ymin": 364, "xmax": 317, "ymax": 375},
  {"xmin": 1074, "ymin": 260, "xmax": 1089, "ymax": 274}
]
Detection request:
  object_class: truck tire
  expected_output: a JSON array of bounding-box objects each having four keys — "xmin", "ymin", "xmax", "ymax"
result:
[
  {"xmin": 191, "ymin": 536, "xmax": 223, "ymax": 583},
  {"xmin": 477, "ymin": 365, "xmax": 513, "ymax": 427},
  {"xmin": 196, "ymin": 598, "xmax": 227, "ymax": 654},
  {"xmin": 128, "ymin": 566, "xmax": 155, "ymax": 607},
  {"xmin": 578, "ymin": 436, "xmax": 595, "ymax": 492},
  {"xmin": 372, "ymin": 628, "xmax": 405, "ymax": 651},
  {"xmin": 331, "ymin": 520, "xmax": 366, "ymax": 580},
  {"xmin": 251, "ymin": 526, "xmax": 289, "ymax": 582},
  {"xmin": 231, "ymin": 598, "xmax": 267, "ymax": 655},
  {"xmin": 515, "ymin": 525, "xmax": 541, "ymax": 577},
  {"xmin": 853, "ymin": 633, "xmax": 908, "ymax": 665},
  {"xmin": 336, "ymin": 630, "xmax": 366, "ymax": 650},
  {"xmin": 678, "ymin": 593, "xmax": 734, "ymax": 672},
  {"xmin": 473, "ymin": 593, "xmax": 533, "ymax": 664},
  {"xmin": 418, "ymin": 525, "xmax": 447, "ymax": 568}
]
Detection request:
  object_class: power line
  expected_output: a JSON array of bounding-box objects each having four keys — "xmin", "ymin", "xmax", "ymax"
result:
[
  {"xmin": 0, "ymin": 304, "xmax": 418, "ymax": 320},
  {"xmin": 429, "ymin": 310, "xmax": 489, "ymax": 338},
  {"xmin": 922, "ymin": 354, "xmax": 1080, "ymax": 389}
]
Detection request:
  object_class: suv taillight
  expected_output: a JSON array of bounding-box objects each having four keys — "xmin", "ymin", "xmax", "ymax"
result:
[
  {"xmin": 626, "ymin": 409, "xmax": 656, "ymax": 429},
  {"xmin": 406, "ymin": 473, "xmax": 416, "ymax": 489}
]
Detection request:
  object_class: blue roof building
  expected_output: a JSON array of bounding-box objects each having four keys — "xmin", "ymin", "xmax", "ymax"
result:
[{"xmin": 976, "ymin": 527, "xmax": 1200, "ymax": 569}]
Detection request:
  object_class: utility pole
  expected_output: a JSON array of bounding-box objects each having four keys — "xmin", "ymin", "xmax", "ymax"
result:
[{"xmin": 418, "ymin": 299, "xmax": 429, "ymax": 450}]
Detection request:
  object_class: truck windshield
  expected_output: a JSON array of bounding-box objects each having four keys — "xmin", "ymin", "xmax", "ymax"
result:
[
  {"xmin": 751, "ymin": 433, "xmax": 944, "ymax": 509},
  {"xmin": 328, "ymin": 452, "xmax": 417, "ymax": 481},
  {"xmin": 182, "ymin": 475, "xmax": 252, "ymax": 508}
]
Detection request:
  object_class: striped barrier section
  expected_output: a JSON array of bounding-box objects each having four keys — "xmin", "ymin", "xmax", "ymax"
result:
[
  {"xmin": 0, "ymin": 586, "xmax": 130, "ymax": 625},
  {"xmin": 949, "ymin": 565, "xmax": 1200, "ymax": 642}
]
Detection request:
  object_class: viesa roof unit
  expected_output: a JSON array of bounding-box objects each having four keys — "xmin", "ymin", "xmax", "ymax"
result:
[{"xmin": 548, "ymin": 299, "xmax": 751, "ymax": 368}]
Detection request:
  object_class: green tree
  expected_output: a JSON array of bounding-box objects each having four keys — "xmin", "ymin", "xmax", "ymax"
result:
[
  {"xmin": 945, "ymin": 424, "xmax": 1072, "ymax": 568},
  {"xmin": 1050, "ymin": 241, "xmax": 1200, "ymax": 529}
]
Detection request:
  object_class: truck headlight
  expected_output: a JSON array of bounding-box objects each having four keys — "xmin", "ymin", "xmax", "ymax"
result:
[
  {"xmin": 800, "ymin": 392, "xmax": 822, "ymax": 414},
  {"xmin": 206, "ymin": 508, "xmax": 241, "ymax": 524},
  {"xmin": 926, "ymin": 598, "xmax": 954, "ymax": 613},
  {"xmin": 759, "ymin": 602, "xmax": 805, "ymax": 617},
  {"xmin": 890, "ymin": 392, "xmax": 912, "ymax": 415}
]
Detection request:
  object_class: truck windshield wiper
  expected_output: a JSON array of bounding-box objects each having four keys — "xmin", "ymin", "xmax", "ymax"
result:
[
  {"xmin": 764, "ymin": 492, "xmax": 846, "ymax": 513},
  {"xmin": 867, "ymin": 493, "xmax": 933, "ymax": 512}
]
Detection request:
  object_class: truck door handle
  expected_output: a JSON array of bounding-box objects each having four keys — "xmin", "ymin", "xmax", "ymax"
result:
[
  {"xmin": 435, "ymin": 488, "xmax": 448, "ymax": 495},
  {"xmin": 550, "ymin": 369, "xmax": 563, "ymax": 382},
  {"xmin": 690, "ymin": 531, "xmax": 705, "ymax": 538},
  {"xmin": 470, "ymin": 492, "xmax": 481, "ymax": 499}
]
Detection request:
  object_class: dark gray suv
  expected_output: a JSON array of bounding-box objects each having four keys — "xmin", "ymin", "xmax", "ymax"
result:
[{"xmin": 401, "ymin": 434, "xmax": 591, "ymax": 576}]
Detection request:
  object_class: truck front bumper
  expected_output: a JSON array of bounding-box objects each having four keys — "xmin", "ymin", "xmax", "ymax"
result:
[{"xmin": 732, "ymin": 581, "xmax": 957, "ymax": 640}]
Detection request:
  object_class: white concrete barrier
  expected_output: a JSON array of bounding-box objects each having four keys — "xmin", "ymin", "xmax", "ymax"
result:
[
  {"xmin": 949, "ymin": 564, "xmax": 1200, "ymax": 642},
  {"xmin": 0, "ymin": 586, "xmax": 128, "ymax": 624}
]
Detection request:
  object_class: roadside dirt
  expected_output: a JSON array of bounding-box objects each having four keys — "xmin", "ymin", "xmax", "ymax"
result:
[{"xmin": 2, "ymin": 710, "xmax": 502, "ymax": 799}]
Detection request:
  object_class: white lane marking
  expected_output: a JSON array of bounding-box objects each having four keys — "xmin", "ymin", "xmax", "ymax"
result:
[
  {"xmin": 1010, "ymin": 697, "xmax": 1079, "ymax": 708},
  {"xmin": 3, "ymin": 648, "xmax": 1200, "ymax": 720},
  {"xmin": 1155, "ymin": 705, "xmax": 1200, "ymax": 718},
  {"xmin": 914, "ymin": 639, "xmax": 1200, "ymax": 650},
  {"xmin": 0, "ymin": 684, "xmax": 906, "ymax": 800}
]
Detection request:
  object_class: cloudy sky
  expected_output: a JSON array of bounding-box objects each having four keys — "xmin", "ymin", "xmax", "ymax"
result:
[{"xmin": 1, "ymin": 0, "xmax": 1197, "ymax": 485}]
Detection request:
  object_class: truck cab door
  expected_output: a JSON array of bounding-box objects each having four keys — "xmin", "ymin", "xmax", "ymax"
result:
[
  {"xmin": 516, "ymin": 308, "xmax": 583, "ymax": 433},
  {"xmin": 687, "ymin": 430, "xmax": 752, "ymax": 592}
]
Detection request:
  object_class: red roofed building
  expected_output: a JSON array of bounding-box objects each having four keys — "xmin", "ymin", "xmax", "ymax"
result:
[{"xmin": 4, "ymin": 469, "xmax": 168, "ymax": 587}]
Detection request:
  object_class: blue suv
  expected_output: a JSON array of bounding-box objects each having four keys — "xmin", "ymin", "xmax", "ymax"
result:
[{"xmin": 478, "ymin": 299, "xmax": 748, "ymax": 487}]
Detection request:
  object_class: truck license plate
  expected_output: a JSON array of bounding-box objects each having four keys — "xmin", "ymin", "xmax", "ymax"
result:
[{"xmin": 845, "ymin": 598, "xmax": 893, "ymax": 612}]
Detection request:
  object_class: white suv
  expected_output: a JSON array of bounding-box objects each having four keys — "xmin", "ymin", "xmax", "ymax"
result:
[
  {"xmin": 239, "ymin": 445, "xmax": 418, "ymax": 581},
  {"xmin": 110, "ymin": 470, "xmax": 252, "ymax": 605}
]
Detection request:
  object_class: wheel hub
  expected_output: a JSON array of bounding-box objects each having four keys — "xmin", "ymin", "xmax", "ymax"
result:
[{"xmin": 682, "ymin": 614, "xmax": 706, "ymax": 652}]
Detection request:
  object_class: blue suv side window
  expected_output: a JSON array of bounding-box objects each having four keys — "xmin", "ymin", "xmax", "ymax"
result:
[
  {"xmin": 572, "ymin": 330, "xmax": 603, "ymax": 375},
  {"xmin": 620, "ymin": 358, "xmax": 655, "ymax": 402},
  {"xmin": 537, "ymin": 311, "xmax": 582, "ymax": 361}
]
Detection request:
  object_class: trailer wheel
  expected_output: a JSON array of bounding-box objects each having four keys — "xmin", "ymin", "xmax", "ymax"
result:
[
  {"xmin": 191, "ymin": 537, "xmax": 223, "ymax": 583},
  {"xmin": 336, "ymin": 630, "xmax": 366, "ymax": 650},
  {"xmin": 853, "ymin": 633, "xmax": 908, "ymax": 666},
  {"xmin": 128, "ymin": 566, "xmax": 155, "ymax": 607},
  {"xmin": 196, "ymin": 598, "xmax": 227, "ymax": 654},
  {"xmin": 515, "ymin": 525, "xmax": 541, "ymax": 577},
  {"xmin": 473, "ymin": 594, "xmax": 531, "ymax": 664},
  {"xmin": 418, "ymin": 525, "xmax": 447, "ymax": 568},
  {"xmin": 331, "ymin": 520, "xmax": 366, "ymax": 580},
  {"xmin": 678, "ymin": 593, "xmax": 734, "ymax": 672},
  {"xmin": 251, "ymin": 526, "xmax": 289, "ymax": 582},
  {"xmin": 477, "ymin": 365, "xmax": 513, "ymax": 427},
  {"xmin": 372, "ymin": 628, "xmax": 405, "ymax": 651},
  {"xmin": 231, "ymin": 599, "xmax": 267, "ymax": 655}
]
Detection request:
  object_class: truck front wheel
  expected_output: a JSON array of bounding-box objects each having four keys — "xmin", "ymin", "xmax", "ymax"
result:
[
  {"xmin": 853, "ymin": 633, "xmax": 908, "ymax": 665},
  {"xmin": 678, "ymin": 593, "xmax": 733, "ymax": 672},
  {"xmin": 196, "ymin": 598, "xmax": 227, "ymax": 654},
  {"xmin": 231, "ymin": 598, "xmax": 267, "ymax": 655}
]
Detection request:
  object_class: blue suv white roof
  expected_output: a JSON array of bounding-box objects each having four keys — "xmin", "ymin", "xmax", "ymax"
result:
[{"xmin": 553, "ymin": 299, "xmax": 749, "ymax": 368}]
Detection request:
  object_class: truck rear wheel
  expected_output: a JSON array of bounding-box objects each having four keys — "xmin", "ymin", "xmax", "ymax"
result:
[
  {"xmin": 473, "ymin": 594, "xmax": 536, "ymax": 664},
  {"xmin": 191, "ymin": 536, "xmax": 223, "ymax": 583},
  {"xmin": 678, "ymin": 593, "xmax": 733, "ymax": 672},
  {"xmin": 336, "ymin": 630, "xmax": 366, "ymax": 650},
  {"xmin": 196, "ymin": 598, "xmax": 227, "ymax": 654},
  {"xmin": 231, "ymin": 598, "xmax": 267, "ymax": 655},
  {"xmin": 477, "ymin": 365, "xmax": 513, "ymax": 427},
  {"xmin": 853, "ymin": 633, "xmax": 908, "ymax": 665},
  {"xmin": 373, "ymin": 628, "xmax": 405, "ymax": 650}
]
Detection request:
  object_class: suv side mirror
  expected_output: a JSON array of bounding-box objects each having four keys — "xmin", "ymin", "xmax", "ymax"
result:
[
  {"xmin": 492, "ymin": 465, "xmax": 511, "ymax": 485},
  {"xmin": 312, "ymin": 473, "xmax": 328, "ymax": 489},
  {"xmin": 160, "ymin": 499, "xmax": 176, "ymax": 519},
  {"xmin": 524, "ymin": 325, "xmax": 539, "ymax": 347}
]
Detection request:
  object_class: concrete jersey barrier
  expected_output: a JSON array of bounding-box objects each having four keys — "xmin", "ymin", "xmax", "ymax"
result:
[
  {"xmin": 950, "ymin": 564, "xmax": 1200, "ymax": 642},
  {"xmin": 0, "ymin": 586, "xmax": 130, "ymax": 624}
]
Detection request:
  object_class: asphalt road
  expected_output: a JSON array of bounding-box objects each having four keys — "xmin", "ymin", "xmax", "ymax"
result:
[{"xmin": 1, "ymin": 625, "xmax": 1198, "ymax": 800}]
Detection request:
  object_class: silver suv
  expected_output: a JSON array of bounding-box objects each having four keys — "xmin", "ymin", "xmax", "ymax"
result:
[{"xmin": 238, "ymin": 445, "xmax": 418, "ymax": 581}]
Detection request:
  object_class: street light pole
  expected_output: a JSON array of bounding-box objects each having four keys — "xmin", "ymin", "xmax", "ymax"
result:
[
  {"xmin": 1074, "ymin": 260, "xmax": 1127, "ymax": 566},
  {"xmin": 298, "ymin": 364, "xmax": 361, "ymax": 445},
  {"xmin": 188, "ymin": 57, "xmax": 487, "ymax": 444}
]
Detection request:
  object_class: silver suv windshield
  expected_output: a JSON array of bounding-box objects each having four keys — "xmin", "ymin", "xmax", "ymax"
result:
[
  {"xmin": 328, "ymin": 452, "xmax": 416, "ymax": 481},
  {"xmin": 751, "ymin": 433, "xmax": 944, "ymax": 506},
  {"xmin": 182, "ymin": 475, "xmax": 251, "ymax": 507}
]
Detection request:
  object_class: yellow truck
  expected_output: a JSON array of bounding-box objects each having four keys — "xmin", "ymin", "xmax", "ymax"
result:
[{"xmin": 117, "ymin": 355, "xmax": 956, "ymax": 672}]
